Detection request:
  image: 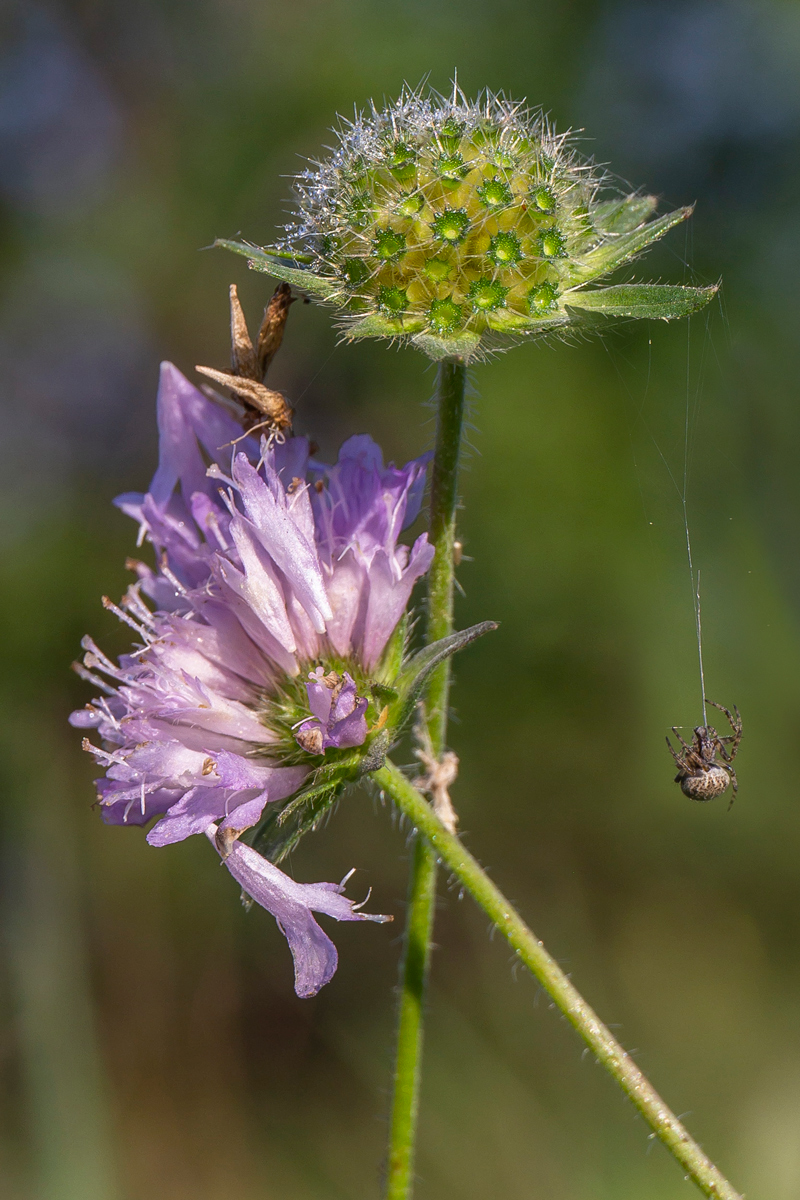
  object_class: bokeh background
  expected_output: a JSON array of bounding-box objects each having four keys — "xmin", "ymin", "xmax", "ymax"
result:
[{"xmin": 2, "ymin": 1, "xmax": 800, "ymax": 1197}]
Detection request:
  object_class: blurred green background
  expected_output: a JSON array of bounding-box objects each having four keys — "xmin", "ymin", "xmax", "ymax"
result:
[{"xmin": 2, "ymin": 1, "xmax": 800, "ymax": 1197}]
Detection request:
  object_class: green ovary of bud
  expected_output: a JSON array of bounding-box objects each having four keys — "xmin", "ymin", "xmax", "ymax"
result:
[
  {"xmin": 538, "ymin": 227, "xmax": 567, "ymax": 258},
  {"xmin": 397, "ymin": 192, "xmax": 424, "ymax": 217},
  {"xmin": 477, "ymin": 176, "xmax": 513, "ymax": 208},
  {"xmin": 490, "ymin": 144, "xmax": 517, "ymax": 170},
  {"xmin": 528, "ymin": 282, "xmax": 559, "ymax": 314},
  {"xmin": 424, "ymin": 257, "xmax": 453, "ymax": 282},
  {"xmin": 345, "ymin": 192, "xmax": 373, "ymax": 228},
  {"xmin": 373, "ymin": 227, "xmax": 407, "ymax": 260},
  {"xmin": 531, "ymin": 186, "xmax": 556, "ymax": 213},
  {"xmin": 386, "ymin": 140, "xmax": 416, "ymax": 170},
  {"xmin": 431, "ymin": 207, "xmax": 470, "ymax": 244},
  {"xmin": 377, "ymin": 285, "xmax": 409, "ymax": 315},
  {"xmin": 342, "ymin": 258, "xmax": 372, "ymax": 286},
  {"xmin": 468, "ymin": 278, "xmax": 509, "ymax": 312},
  {"xmin": 488, "ymin": 231, "xmax": 522, "ymax": 266},
  {"xmin": 428, "ymin": 296, "xmax": 464, "ymax": 332},
  {"xmin": 434, "ymin": 152, "xmax": 470, "ymax": 185},
  {"xmin": 439, "ymin": 117, "xmax": 465, "ymax": 151}
]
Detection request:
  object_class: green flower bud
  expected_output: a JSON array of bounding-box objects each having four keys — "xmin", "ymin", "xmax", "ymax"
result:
[
  {"xmin": 431, "ymin": 207, "xmax": 470, "ymax": 244},
  {"xmin": 219, "ymin": 84, "xmax": 718, "ymax": 360},
  {"xmin": 477, "ymin": 176, "xmax": 513, "ymax": 208},
  {"xmin": 469, "ymin": 278, "xmax": 509, "ymax": 312},
  {"xmin": 377, "ymin": 285, "xmax": 409, "ymax": 315},
  {"xmin": 429, "ymin": 296, "xmax": 464, "ymax": 332},
  {"xmin": 488, "ymin": 231, "xmax": 522, "ymax": 266}
]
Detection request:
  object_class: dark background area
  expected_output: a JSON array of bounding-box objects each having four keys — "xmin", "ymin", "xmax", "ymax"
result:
[{"xmin": 2, "ymin": 1, "xmax": 800, "ymax": 1197}]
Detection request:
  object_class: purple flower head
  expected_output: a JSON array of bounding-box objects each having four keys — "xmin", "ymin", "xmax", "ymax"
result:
[{"xmin": 71, "ymin": 362, "xmax": 432, "ymax": 994}]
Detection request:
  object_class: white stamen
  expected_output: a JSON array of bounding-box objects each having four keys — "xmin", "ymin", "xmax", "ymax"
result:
[
  {"xmin": 158, "ymin": 557, "xmax": 187, "ymax": 596},
  {"xmin": 81, "ymin": 738, "xmax": 127, "ymax": 766},
  {"xmin": 206, "ymin": 463, "xmax": 235, "ymax": 489},
  {"xmin": 351, "ymin": 886, "xmax": 373, "ymax": 911},
  {"xmin": 102, "ymin": 596, "xmax": 152, "ymax": 642},
  {"xmin": 123, "ymin": 585, "xmax": 156, "ymax": 627},
  {"xmin": 204, "ymin": 508, "xmax": 229, "ymax": 551},
  {"xmin": 71, "ymin": 660, "xmax": 117, "ymax": 696}
]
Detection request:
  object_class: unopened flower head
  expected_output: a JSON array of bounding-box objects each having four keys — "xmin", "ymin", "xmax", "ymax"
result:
[
  {"xmin": 70, "ymin": 365, "xmax": 491, "ymax": 995},
  {"xmin": 219, "ymin": 84, "xmax": 717, "ymax": 360}
]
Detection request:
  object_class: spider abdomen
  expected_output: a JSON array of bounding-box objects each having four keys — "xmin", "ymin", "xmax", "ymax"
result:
[{"xmin": 678, "ymin": 765, "xmax": 731, "ymax": 801}]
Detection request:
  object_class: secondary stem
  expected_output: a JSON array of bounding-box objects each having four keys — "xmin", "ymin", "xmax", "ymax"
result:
[
  {"xmin": 374, "ymin": 758, "xmax": 742, "ymax": 1200},
  {"xmin": 384, "ymin": 360, "xmax": 467, "ymax": 1200}
]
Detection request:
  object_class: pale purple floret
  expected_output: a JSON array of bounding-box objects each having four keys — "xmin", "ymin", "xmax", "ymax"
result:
[
  {"xmin": 296, "ymin": 668, "xmax": 369, "ymax": 753},
  {"xmin": 206, "ymin": 826, "xmax": 390, "ymax": 997},
  {"xmin": 71, "ymin": 362, "xmax": 430, "ymax": 993}
]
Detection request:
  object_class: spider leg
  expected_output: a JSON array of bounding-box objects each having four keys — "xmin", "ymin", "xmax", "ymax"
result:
[
  {"xmin": 726, "ymin": 763, "xmax": 738, "ymax": 811},
  {"xmin": 706, "ymin": 698, "xmax": 735, "ymax": 726},
  {"xmin": 665, "ymin": 735, "xmax": 689, "ymax": 774},
  {"xmin": 671, "ymin": 726, "xmax": 695, "ymax": 756},
  {"xmin": 706, "ymin": 699, "xmax": 743, "ymax": 760}
]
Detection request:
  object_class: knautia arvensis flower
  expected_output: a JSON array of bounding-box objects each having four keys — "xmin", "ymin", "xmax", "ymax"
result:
[
  {"xmin": 218, "ymin": 84, "xmax": 718, "ymax": 361},
  {"xmin": 70, "ymin": 364, "xmax": 492, "ymax": 995}
]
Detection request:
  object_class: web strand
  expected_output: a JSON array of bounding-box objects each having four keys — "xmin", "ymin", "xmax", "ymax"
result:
[{"xmin": 682, "ymin": 319, "xmax": 708, "ymax": 727}]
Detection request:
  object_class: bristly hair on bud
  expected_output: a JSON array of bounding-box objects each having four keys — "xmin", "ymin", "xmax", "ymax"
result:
[{"xmin": 216, "ymin": 81, "xmax": 718, "ymax": 361}]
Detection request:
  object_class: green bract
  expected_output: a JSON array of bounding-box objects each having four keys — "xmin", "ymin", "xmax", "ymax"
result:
[{"xmin": 218, "ymin": 86, "xmax": 717, "ymax": 361}]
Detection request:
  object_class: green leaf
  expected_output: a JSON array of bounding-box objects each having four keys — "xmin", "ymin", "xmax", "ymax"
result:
[
  {"xmin": 214, "ymin": 239, "xmax": 338, "ymax": 298},
  {"xmin": 591, "ymin": 195, "xmax": 658, "ymax": 235},
  {"xmin": 375, "ymin": 613, "xmax": 409, "ymax": 686},
  {"xmin": 567, "ymin": 206, "xmax": 693, "ymax": 284},
  {"xmin": 344, "ymin": 313, "xmax": 425, "ymax": 339},
  {"xmin": 391, "ymin": 621, "xmax": 498, "ymax": 730},
  {"xmin": 486, "ymin": 309, "xmax": 569, "ymax": 334},
  {"xmin": 410, "ymin": 330, "xmax": 483, "ymax": 361},
  {"xmin": 565, "ymin": 283, "xmax": 719, "ymax": 320}
]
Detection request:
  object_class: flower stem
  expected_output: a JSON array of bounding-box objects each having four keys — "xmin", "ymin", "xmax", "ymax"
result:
[
  {"xmin": 425, "ymin": 359, "xmax": 468, "ymax": 753},
  {"xmin": 384, "ymin": 359, "xmax": 467, "ymax": 1200},
  {"xmin": 374, "ymin": 758, "xmax": 743, "ymax": 1200}
]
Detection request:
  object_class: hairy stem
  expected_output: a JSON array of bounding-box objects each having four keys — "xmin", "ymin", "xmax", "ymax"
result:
[
  {"xmin": 374, "ymin": 759, "xmax": 742, "ymax": 1200},
  {"xmin": 384, "ymin": 360, "xmax": 467, "ymax": 1200}
]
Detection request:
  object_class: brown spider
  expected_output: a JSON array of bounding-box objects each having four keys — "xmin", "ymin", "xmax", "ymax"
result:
[{"xmin": 666, "ymin": 699, "xmax": 742, "ymax": 806}]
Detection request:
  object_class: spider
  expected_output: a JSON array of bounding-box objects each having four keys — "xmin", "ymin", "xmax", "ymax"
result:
[{"xmin": 666, "ymin": 699, "xmax": 742, "ymax": 807}]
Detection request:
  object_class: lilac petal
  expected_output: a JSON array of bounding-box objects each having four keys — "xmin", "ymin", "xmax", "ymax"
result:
[
  {"xmin": 189, "ymin": 491, "xmax": 231, "ymax": 552},
  {"xmin": 328, "ymin": 697, "xmax": 368, "ymax": 749},
  {"xmin": 187, "ymin": 598, "xmax": 277, "ymax": 689},
  {"xmin": 361, "ymin": 536, "xmax": 434, "ymax": 669},
  {"xmin": 147, "ymin": 786, "xmax": 230, "ymax": 845},
  {"xmin": 149, "ymin": 363, "xmax": 252, "ymax": 507},
  {"xmin": 97, "ymin": 782, "xmax": 178, "ymax": 826},
  {"xmin": 216, "ymin": 792, "xmax": 270, "ymax": 839},
  {"xmin": 232, "ymin": 454, "xmax": 332, "ymax": 632},
  {"xmin": 69, "ymin": 707, "xmax": 103, "ymax": 729},
  {"xmin": 305, "ymin": 677, "xmax": 333, "ymax": 725},
  {"xmin": 207, "ymin": 829, "xmax": 390, "ymax": 997},
  {"xmin": 271, "ymin": 435, "xmax": 310, "ymax": 489},
  {"xmin": 150, "ymin": 363, "xmax": 218, "ymax": 507},
  {"xmin": 212, "ymin": 750, "xmax": 308, "ymax": 797},
  {"xmin": 213, "ymin": 571, "xmax": 299, "ymax": 679},
  {"xmin": 225, "ymin": 516, "xmax": 297, "ymax": 652},
  {"xmin": 323, "ymin": 550, "xmax": 368, "ymax": 658},
  {"xmin": 330, "ymin": 673, "xmax": 358, "ymax": 721}
]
